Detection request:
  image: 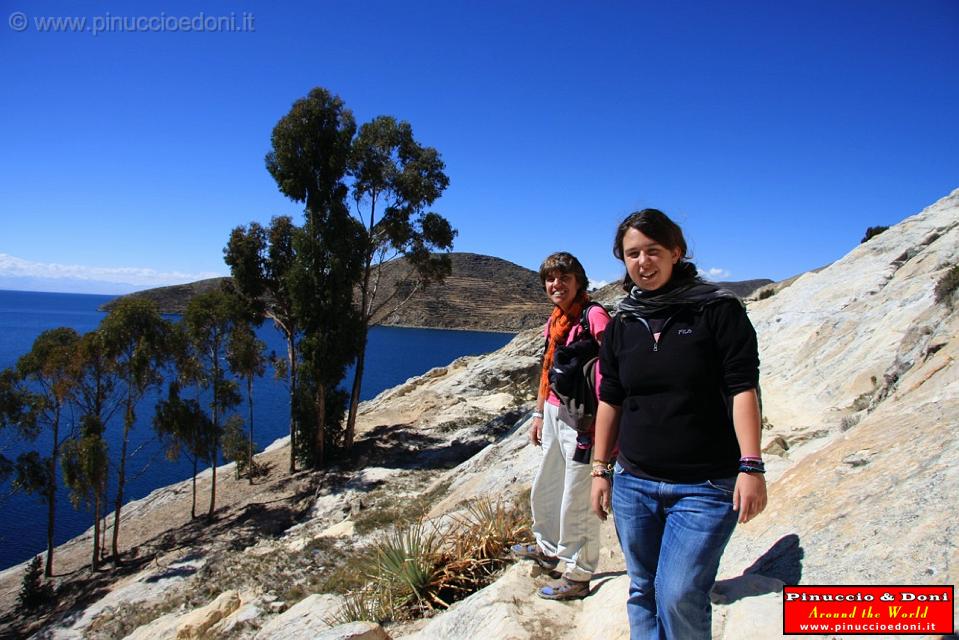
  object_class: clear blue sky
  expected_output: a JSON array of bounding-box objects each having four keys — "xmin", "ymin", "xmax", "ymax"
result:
[{"xmin": 2, "ymin": 0, "xmax": 957, "ymax": 293}]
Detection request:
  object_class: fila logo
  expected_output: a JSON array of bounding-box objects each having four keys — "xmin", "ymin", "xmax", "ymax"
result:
[{"xmin": 677, "ymin": 329, "xmax": 693, "ymax": 335}]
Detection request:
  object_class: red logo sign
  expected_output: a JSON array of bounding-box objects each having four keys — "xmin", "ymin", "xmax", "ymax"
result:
[{"xmin": 783, "ymin": 585, "xmax": 954, "ymax": 635}]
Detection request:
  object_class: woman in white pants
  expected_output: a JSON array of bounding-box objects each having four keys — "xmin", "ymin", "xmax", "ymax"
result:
[{"xmin": 511, "ymin": 251, "xmax": 610, "ymax": 600}]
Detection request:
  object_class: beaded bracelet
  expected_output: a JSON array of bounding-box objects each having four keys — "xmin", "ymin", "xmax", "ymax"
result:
[{"xmin": 591, "ymin": 460, "xmax": 613, "ymax": 479}]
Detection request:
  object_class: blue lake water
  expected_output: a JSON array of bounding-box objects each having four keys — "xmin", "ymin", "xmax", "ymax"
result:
[{"xmin": 0, "ymin": 289, "xmax": 514, "ymax": 572}]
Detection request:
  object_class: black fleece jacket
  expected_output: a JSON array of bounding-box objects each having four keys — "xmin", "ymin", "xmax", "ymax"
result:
[{"xmin": 599, "ymin": 298, "xmax": 760, "ymax": 482}]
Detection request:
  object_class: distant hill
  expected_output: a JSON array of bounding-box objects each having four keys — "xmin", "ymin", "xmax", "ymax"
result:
[
  {"xmin": 369, "ymin": 253, "xmax": 553, "ymax": 331},
  {"xmin": 105, "ymin": 256, "xmax": 773, "ymax": 330},
  {"xmin": 101, "ymin": 277, "xmax": 230, "ymax": 315},
  {"xmin": 103, "ymin": 254, "xmax": 554, "ymax": 332}
]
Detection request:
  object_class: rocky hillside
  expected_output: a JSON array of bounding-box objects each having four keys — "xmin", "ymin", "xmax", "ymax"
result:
[
  {"xmin": 367, "ymin": 252, "xmax": 551, "ymax": 331},
  {"xmin": 5, "ymin": 189, "xmax": 957, "ymax": 639},
  {"xmin": 100, "ymin": 277, "xmax": 230, "ymax": 314}
]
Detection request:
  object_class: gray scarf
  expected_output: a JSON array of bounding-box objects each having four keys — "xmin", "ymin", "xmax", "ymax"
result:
[{"xmin": 617, "ymin": 277, "xmax": 742, "ymax": 320}]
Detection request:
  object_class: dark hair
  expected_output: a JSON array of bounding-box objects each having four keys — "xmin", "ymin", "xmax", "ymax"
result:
[
  {"xmin": 613, "ymin": 208, "xmax": 698, "ymax": 290},
  {"xmin": 539, "ymin": 252, "xmax": 589, "ymax": 293}
]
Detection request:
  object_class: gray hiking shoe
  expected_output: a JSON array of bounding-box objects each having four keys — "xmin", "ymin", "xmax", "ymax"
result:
[
  {"xmin": 537, "ymin": 577, "xmax": 590, "ymax": 600},
  {"xmin": 509, "ymin": 543, "xmax": 559, "ymax": 570}
]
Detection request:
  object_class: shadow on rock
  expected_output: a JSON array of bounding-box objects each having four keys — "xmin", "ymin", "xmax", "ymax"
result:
[{"xmin": 712, "ymin": 534, "xmax": 803, "ymax": 604}]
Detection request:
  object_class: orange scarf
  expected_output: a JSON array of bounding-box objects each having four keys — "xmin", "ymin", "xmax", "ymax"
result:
[{"xmin": 539, "ymin": 292, "xmax": 589, "ymax": 401}]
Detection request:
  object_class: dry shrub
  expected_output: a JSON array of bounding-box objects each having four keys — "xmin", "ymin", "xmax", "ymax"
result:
[
  {"xmin": 934, "ymin": 264, "xmax": 959, "ymax": 307},
  {"xmin": 335, "ymin": 497, "xmax": 531, "ymax": 624}
]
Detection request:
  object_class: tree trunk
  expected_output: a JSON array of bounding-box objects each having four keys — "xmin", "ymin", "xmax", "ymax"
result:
[
  {"xmin": 209, "ymin": 350, "xmax": 220, "ymax": 519},
  {"xmin": 345, "ymin": 326, "xmax": 369, "ymax": 451},
  {"xmin": 45, "ymin": 406, "xmax": 59, "ymax": 577},
  {"xmin": 314, "ymin": 385, "xmax": 326, "ymax": 468},
  {"xmin": 99, "ymin": 480, "xmax": 108, "ymax": 566},
  {"xmin": 287, "ymin": 337, "xmax": 297, "ymax": 474},
  {"xmin": 208, "ymin": 447, "xmax": 217, "ymax": 518},
  {"xmin": 92, "ymin": 494, "xmax": 101, "ymax": 570},
  {"xmin": 112, "ymin": 395, "xmax": 133, "ymax": 566},
  {"xmin": 345, "ymin": 259, "xmax": 374, "ymax": 451},
  {"xmin": 193, "ymin": 383, "xmax": 200, "ymax": 519},
  {"xmin": 191, "ymin": 457, "xmax": 197, "ymax": 519},
  {"xmin": 247, "ymin": 376, "xmax": 254, "ymax": 483}
]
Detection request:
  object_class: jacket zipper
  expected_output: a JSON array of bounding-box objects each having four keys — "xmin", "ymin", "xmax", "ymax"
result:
[{"xmin": 636, "ymin": 315, "xmax": 676, "ymax": 352}]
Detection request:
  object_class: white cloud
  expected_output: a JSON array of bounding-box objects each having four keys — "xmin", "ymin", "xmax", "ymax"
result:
[
  {"xmin": 0, "ymin": 253, "xmax": 223, "ymax": 293},
  {"xmin": 588, "ymin": 279, "xmax": 610, "ymax": 291},
  {"xmin": 701, "ymin": 267, "xmax": 732, "ymax": 281}
]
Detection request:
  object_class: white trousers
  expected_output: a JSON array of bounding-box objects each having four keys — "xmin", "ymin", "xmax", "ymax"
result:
[{"xmin": 530, "ymin": 402, "xmax": 599, "ymax": 582}]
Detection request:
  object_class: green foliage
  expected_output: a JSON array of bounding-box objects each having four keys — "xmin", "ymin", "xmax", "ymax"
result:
[
  {"xmin": 0, "ymin": 368, "xmax": 40, "ymax": 484},
  {"xmin": 934, "ymin": 263, "xmax": 959, "ymax": 307},
  {"xmin": 60, "ymin": 416, "xmax": 108, "ymax": 511},
  {"xmin": 183, "ymin": 289, "xmax": 245, "ymax": 516},
  {"xmin": 290, "ymin": 212, "xmax": 366, "ymax": 467},
  {"xmin": 860, "ymin": 225, "xmax": 889, "ymax": 243},
  {"xmin": 17, "ymin": 555, "xmax": 52, "ymax": 612},
  {"xmin": 344, "ymin": 112, "xmax": 457, "ymax": 449},
  {"xmin": 154, "ymin": 383, "xmax": 215, "ymax": 465},
  {"xmin": 100, "ymin": 298, "xmax": 169, "ymax": 393},
  {"xmin": 757, "ymin": 287, "xmax": 776, "ymax": 300},
  {"xmin": 66, "ymin": 331, "xmax": 115, "ymax": 569},
  {"xmin": 13, "ymin": 450, "xmax": 51, "ymax": 499},
  {"xmin": 227, "ymin": 321, "xmax": 266, "ymax": 480},
  {"xmin": 265, "ymin": 87, "xmax": 356, "ymax": 214},
  {"xmin": 12, "ymin": 327, "xmax": 81, "ymax": 575},
  {"xmin": 100, "ymin": 298, "xmax": 171, "ymax": 561},
  {"xmin": 222, "ymin": 415, "xmax": 255, "ymax": 479},
  {"xmin": 224, "ymin": 216, "xmax": 303, "ymax": 473}
]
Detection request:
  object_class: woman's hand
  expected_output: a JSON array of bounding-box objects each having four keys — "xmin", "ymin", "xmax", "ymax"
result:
[
  {"xmin": 529, "ymin": 416, "xmax": 543, "ymax": 446},
  {"xmin": 591, "ymin": 476, "xmax": 611, "ymax": 521},
  {"xmin": 733, "ymin": 472, "xmax": 767, "ymax": 523}
]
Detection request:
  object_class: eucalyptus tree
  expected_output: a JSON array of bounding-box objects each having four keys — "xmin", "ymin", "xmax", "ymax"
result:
[
  {"xmin": 263, "ymin": 87, "xmax": 371, "ymax": 465},
  {"xmin": 157, "ymin": 323, "xmax": 214, "ymax": 518},
  {"xmin": 13, "ymin": 327, "xmax": 80, "ymax": 576},
  {"xmin": 66, "ymin": 330, "xmax": 118, "ymax": 568},
  {"xmin": 99, "ymin": 298, "xmax": 170, "ymax": 565},
  {"xmin": 184, "ymin": 289, "xmax": 242, "ymax": 516},
  {"xmin": 289, "ymin": 212, "xmax": 365, "ymax": 467},
  {"xmin": 60, "ymin": 414, "xmax": 108, "ymax": 569},
  {"xmin": 265, "ymin": 86, "xmax": 356, "ymax": 217},
  {"xmin": 225, "ymin": 216, "xmax": 301, "ymax": 473},
  {"xmin": 0, "ymin": 369, "xmax": 37, "ymax": 485},
  {"xmin": 226, "ymin": 319, "xmax": 266, "ymax": 481},
  {"xmin": 344, "ymin": 115, "xmax": 456, "ymax": 449},
  {"xmin": 153, "ymin": 380, "xmax": 214, "ymax": 518}
]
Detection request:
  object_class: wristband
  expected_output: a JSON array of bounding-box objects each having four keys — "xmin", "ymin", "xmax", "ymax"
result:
[
  {"xmin": 532, "ymin": 410, "xmax": 544, "ymax": 419},
  {"xmin": 738, "ymin": 459, "xmax": 766, "ymax": 474},
  {"xmin": 590, "ymin": 467, "xmax": 612, "ymax": 479}
]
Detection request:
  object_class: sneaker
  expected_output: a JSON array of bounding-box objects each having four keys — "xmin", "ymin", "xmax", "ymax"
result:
[
  {"xmin": 509, "ymin": 543, "xmax": 559, "ymax": 570},
  {"xmin": 537, "ymin": 578, "xmax": 590, "ymax": 600}
]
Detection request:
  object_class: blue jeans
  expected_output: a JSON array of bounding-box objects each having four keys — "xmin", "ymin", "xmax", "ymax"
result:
[{"xmin": 612, "ymin": 464, "xmax": 738, "ymax": 640}]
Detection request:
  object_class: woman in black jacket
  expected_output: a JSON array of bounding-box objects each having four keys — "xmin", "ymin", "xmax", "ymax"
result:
[{"xmin": 590, "ymin": 209, "xmax": 767, "ymax": 640}]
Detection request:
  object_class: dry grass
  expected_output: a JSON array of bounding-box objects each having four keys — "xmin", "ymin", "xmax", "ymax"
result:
[
  {"xmin": 935, "ymin": 264, "xmax": 959, "ymax": 307},
  {"xmin": 335, "ymin": 497, "xmax": 531, "ymax": 624}
]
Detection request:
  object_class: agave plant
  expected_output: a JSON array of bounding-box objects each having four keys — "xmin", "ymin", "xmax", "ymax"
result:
[{"xmin": 337, "ymin": 496, "xmax": 534, "ymax": 624}]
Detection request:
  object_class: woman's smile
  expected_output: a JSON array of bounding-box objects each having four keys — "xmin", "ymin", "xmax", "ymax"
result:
[{"xmin": 544, "ymin": 272, "xmax": 578, "ymax": 310}]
